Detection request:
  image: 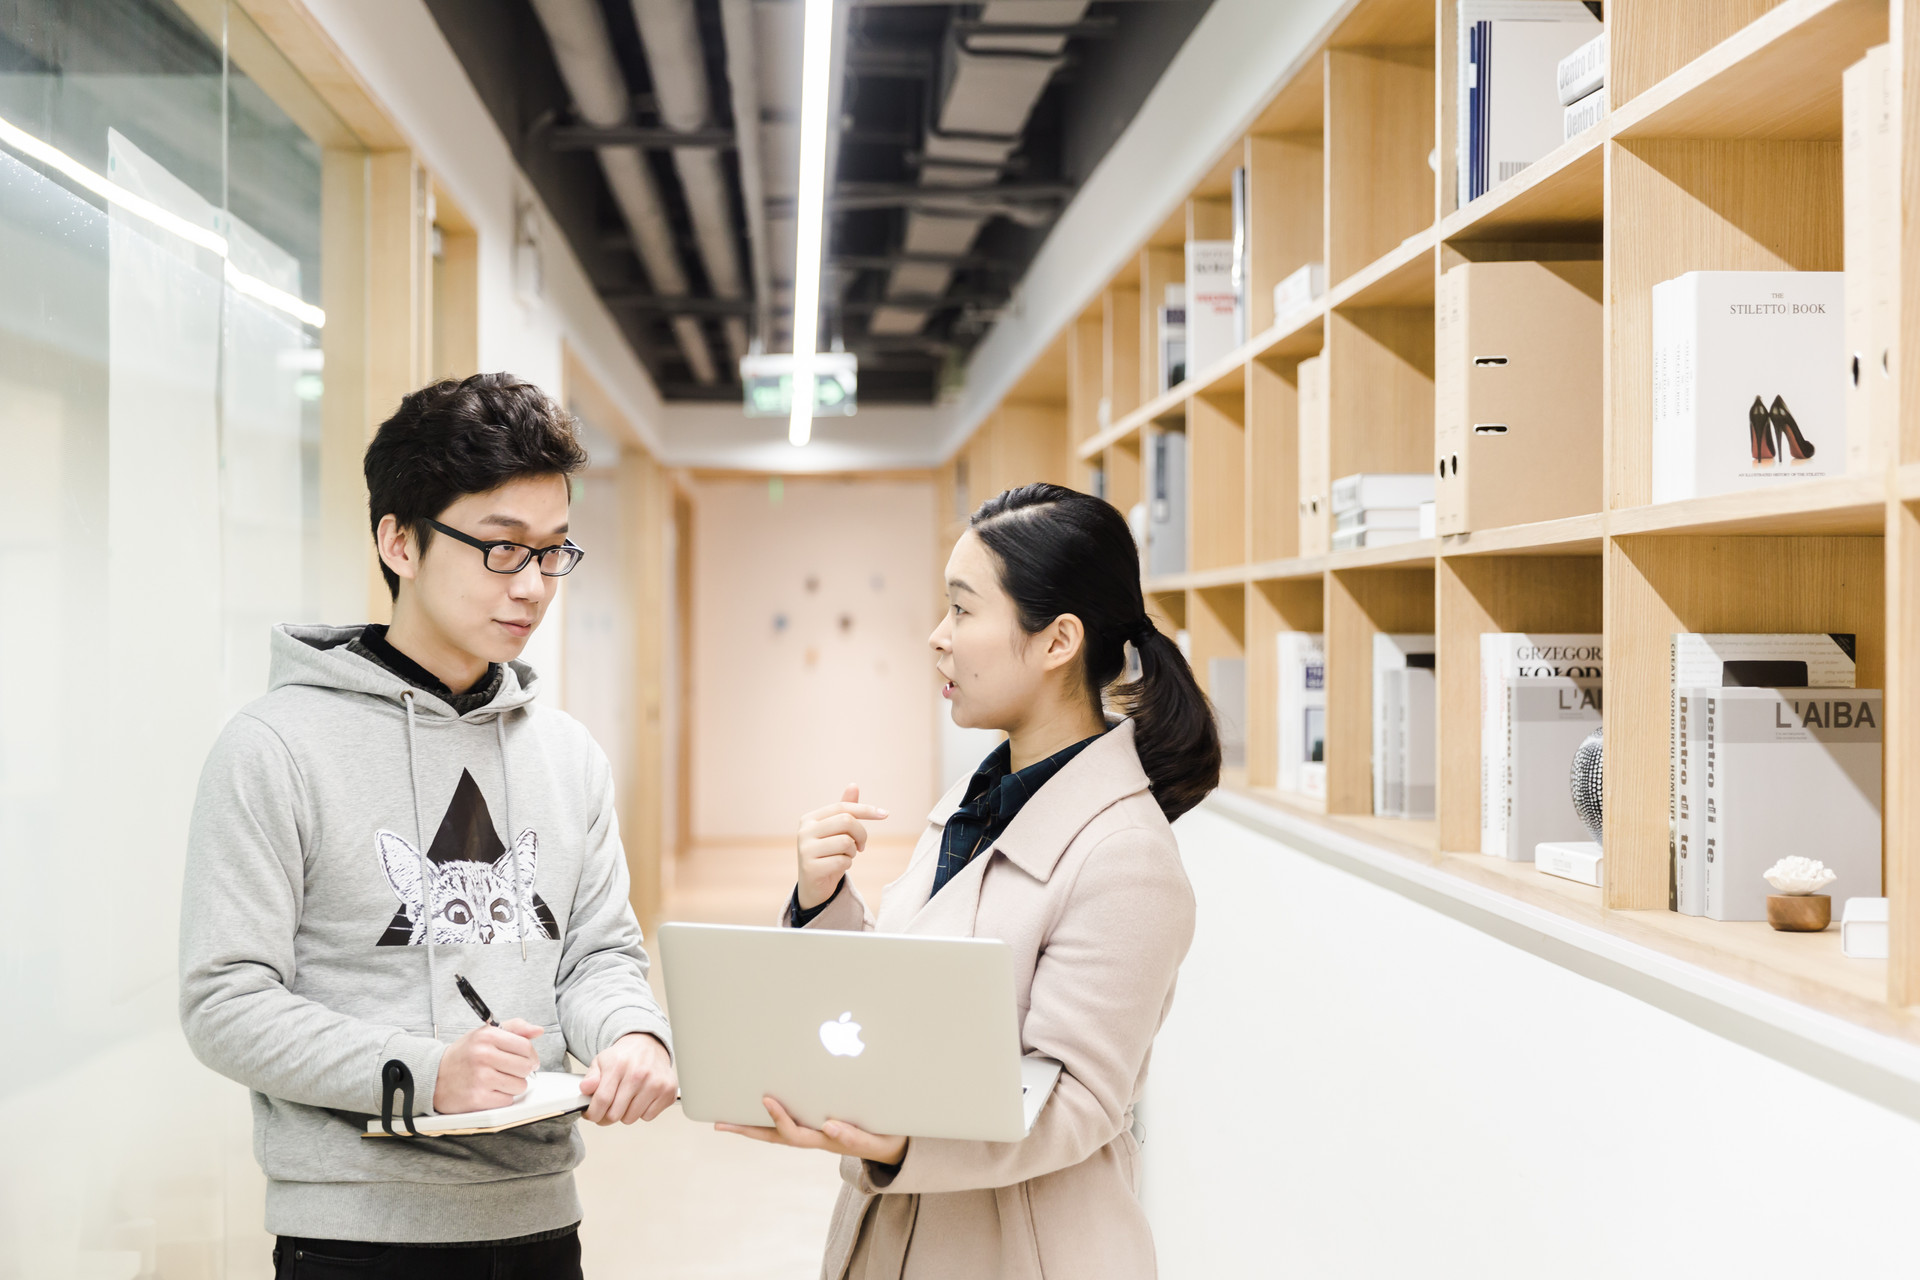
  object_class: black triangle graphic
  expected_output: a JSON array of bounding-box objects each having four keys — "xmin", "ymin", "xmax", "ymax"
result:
[{"xmin": 427, "ymin": 769, "xmax": 505, "ymax": 865}]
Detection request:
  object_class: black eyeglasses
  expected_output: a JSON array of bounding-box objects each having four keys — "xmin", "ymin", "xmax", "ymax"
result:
[{"xmin": 424, "ymin": 518, "xmax": 586, "ymax": 576}]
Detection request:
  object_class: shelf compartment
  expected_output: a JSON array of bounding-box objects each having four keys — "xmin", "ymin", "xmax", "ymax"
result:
[
  {"xmin": 1326, "ymin": 564, "xmax": 1436, "ymax": 816},
  {"xmin": 1325, "ymin": 45, "xmax": 1435, "ymax": 283},
  {"xmin": 1612, "ymin": 0, "xmax": 1886, "ymax": 142},
  {"xmin": 1243, "ymin": 130, "xmax": 1324, "ymax": 335},
  {"xmin": 1435, "ymin": 553, "xmax": 1604, "ymax": 856},
  {"xmin": 1610, "ymin": 0, "xmax": 1788, "ymax": 109},
  {"xmin": 1188, "ymin": 587, "xmax": 1248, "ymax": 764},
  {"xmin": 1248, "ymin": 358, "xmax": 1301, "ymax": 562},
  {"xmin": 1439, "ymin": 132, "xmax": 1604, "ymax": 245},
  {"xmin": 1607, "ymin": 475, "xmax": 1886, "ymax": 537},
  {"xmin": 1246, "ymin": 578, "xmax": 1327, "ymax": 789},
  {"xmin": 1325, "ymin": 304, "xmax": 1434, "ymax": 481},
  {"xmin": 1189, "ymin": 391, "xmax": 1248, "ymax": 572},
  {"xmin": 1605, "ymin": 135, "xmax": 1842, "ymax": 509},
  {"xmin": 1603, "ymin": 533, "xmax": 1885, "ymax": 912},
  {"xmin": 1076, "ymin": 382, "xmax": 1185, "ymax": 460}
]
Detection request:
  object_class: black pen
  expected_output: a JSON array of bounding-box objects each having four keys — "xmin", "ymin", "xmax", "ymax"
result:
[{"xmin": 454, "ymin": 973, "xmax": 498, "ymax": 1027}]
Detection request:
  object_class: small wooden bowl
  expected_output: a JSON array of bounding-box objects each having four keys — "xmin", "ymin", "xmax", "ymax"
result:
[{"xmin": 1766, "ymin": 894, "xmax": 1832, "ymax": 932}]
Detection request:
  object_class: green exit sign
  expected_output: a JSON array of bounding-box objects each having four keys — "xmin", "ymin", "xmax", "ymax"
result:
[{"xmin": 739, "ymin": 352, "xmax": 858, "ymax": 418}]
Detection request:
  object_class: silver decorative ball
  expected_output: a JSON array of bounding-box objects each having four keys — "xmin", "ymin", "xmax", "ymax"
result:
[{"xmin": 1570, "ymin": 727, "xmax": 1604, "ymax": 843}]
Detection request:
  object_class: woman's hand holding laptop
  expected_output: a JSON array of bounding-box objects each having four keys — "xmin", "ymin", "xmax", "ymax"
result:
[
  {"xmin": 796, "ymin": 784, "xmax": 889, "ymax": 909},
  {"xmin": 717, "ymin": 1096, "xmax": 907, "ymax": 1167}
]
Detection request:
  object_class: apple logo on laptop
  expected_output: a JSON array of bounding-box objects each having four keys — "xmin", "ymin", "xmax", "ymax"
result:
[{"xmin": 819, "ymin": 1011, "xmax": 865, "ymax": 1058}]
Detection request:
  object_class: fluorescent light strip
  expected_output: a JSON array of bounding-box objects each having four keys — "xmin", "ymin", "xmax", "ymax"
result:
[
  {"xmin": 225, "ymin": 261, "xmax": 328, "ymax": 329},
  {"xmin": 787, "ymin": 0, "xmax": 836, "ymax": 447},
  {"xmin": 0, "ymin": 112, "xmax": 325, "ymax": 329}
]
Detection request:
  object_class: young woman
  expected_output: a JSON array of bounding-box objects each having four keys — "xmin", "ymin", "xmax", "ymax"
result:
[{"xmin": 718, "ymin": 482, "xmax": 1220, "ymax": 1279}]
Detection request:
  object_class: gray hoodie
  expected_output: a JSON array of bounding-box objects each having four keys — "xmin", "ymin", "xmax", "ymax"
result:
[{"xmin": 179, "ymin": 623, "xmax": 671, "ymax": 1243}]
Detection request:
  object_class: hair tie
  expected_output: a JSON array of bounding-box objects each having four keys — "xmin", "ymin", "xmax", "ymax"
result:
[{"xmin": 1130, "ymin": 618, "xmax": 1155, "ymax": 645}]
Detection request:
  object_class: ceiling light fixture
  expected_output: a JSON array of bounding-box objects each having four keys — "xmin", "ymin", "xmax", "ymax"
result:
[{"xmin": 787, "ymin": 0, "xmax": 836, "ymax": 446}]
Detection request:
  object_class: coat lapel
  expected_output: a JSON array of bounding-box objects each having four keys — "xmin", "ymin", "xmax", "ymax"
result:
[{"xmin": 897, "ymin": 720, "xmax": 1153, "ymax": 938}]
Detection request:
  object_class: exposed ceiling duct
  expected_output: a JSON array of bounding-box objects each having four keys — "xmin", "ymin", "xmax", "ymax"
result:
[
  {"xmin": 718, "ymin": 0, "xmax": 774, "ymax": 353},
  {"xmin": 527, "ymin": 0, "xmax": 719, "ymax": 384},
  {"xmin": 868, "ymin": 0, "xmax": 1087, "ymax": 338},
  {"xmin": 631, "ymin": 0, "xmax": 752, "ymax": 365}
]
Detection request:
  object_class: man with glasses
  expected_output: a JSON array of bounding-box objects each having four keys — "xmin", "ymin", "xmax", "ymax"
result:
[{"xmin": 179, "ymin": 373, "xmax": 673, "ymax": 1279}]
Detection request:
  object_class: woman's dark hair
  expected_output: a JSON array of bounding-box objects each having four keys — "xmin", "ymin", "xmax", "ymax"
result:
[
  {"xmin": 969, "ymin": 483, "xmax": 1221, "ymax": 821},
  {"xmin": 364, "ymin": 373, "xmax": 589, "ymax": 599}
]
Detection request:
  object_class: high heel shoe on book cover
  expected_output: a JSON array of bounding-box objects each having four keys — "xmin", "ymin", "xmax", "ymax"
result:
[
  {"xmin": 1748, "ymin": 395, "xmax": 1776, "ymax": 463},
  {"xmin": 1769, "ymin": 394, "xmax": 1815, "ymax": 461}
]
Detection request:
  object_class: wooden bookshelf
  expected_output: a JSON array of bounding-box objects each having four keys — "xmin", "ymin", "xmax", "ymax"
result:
[{"xmin": 937, "ymin": 0, "xmax": 1920, "ymax": 1039}]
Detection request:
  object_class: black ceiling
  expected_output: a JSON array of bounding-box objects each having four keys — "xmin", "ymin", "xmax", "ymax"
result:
[{"xmin": 428, "ymin": 0, "xmax": 1214, "ymax": 404}]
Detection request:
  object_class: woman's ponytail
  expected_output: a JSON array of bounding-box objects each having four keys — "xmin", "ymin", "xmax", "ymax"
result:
[
  {"xmin": 970, "ymin": 483, "xmax": 1222, "ymax": 822},
  {"xmin": 1110, "ymin": 622, "xmax": 1221, "ymax": 822}
]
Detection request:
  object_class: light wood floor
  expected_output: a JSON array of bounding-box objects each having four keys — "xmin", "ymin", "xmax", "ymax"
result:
[{"xmin": 576, "ymin": 839, "xmax": 916, "ymax": 1278}]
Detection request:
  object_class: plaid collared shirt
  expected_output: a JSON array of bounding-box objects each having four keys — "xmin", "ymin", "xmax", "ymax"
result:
[{"xmin": 933, "ymin": 732, "xmax": 1105, "ymax": 898}]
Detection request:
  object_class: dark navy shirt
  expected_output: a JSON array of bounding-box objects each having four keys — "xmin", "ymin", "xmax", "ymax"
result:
[{"xmin": 790, "ymin": 732, "xmax": 1105, "ymax": 927}]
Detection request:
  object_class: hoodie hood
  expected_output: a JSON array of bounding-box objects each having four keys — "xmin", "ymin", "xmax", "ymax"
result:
[{"xmin": 270, "ymin": 622, "xmax": 541, "ymax": 720}]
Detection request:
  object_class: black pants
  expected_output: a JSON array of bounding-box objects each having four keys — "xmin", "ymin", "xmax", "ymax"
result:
[{"xmin": 273, "ymin": 1227, "xmax": 582, "ymax": 1279}]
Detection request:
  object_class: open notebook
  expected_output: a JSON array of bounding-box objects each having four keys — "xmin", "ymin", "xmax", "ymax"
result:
[{"xmin": 364, "ymin": 1071, "xmax": 589, "ymax": 1138}]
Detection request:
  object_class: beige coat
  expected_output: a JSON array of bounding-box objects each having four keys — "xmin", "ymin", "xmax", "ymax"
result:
[{"xmin": 786, "ymin": 720, "xmax": 1196, "ymax": 1280}]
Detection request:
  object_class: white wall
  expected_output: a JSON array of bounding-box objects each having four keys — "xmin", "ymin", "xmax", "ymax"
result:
[{"xmin": 1142, "ymin": 807, "xmax": 1920, "ymax": 1277}]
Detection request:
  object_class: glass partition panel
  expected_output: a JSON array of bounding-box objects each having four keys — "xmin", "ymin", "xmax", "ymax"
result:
[{"xmin": 0, "ymin": 3, "xmax": 352, "ymax": 1273}]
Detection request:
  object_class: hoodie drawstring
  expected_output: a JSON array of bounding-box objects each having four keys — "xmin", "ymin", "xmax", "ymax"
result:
[
  {"xmin": 402, "ymin": 691, "xmax": 441, "ymax": 1039},
  {"xmin": 498, "ymin": 715, "xmax": 528, "ymax": 961}
]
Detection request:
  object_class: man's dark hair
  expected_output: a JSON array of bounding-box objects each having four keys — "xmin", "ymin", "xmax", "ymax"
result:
[{"xmin": 364, "ymin": 373, "xmax": 590, "ymax": 600}]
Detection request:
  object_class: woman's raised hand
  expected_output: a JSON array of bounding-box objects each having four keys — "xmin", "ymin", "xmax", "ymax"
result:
[{"xmin": 796, "ymin": 783, "xmax": 888, "ymax": 911}]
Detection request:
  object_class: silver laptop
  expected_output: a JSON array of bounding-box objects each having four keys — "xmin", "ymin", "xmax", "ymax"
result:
[{"xmin": 658, "ymin": 922, "xmax": 1061, "ymax": 1142}]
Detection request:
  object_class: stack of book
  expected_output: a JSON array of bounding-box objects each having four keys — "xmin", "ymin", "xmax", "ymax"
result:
[
  {"xmin": 1558, "ymin": 30, "xmax": 1606, "ymax": 139},
  {"xmin": 1373, "ymin": 634, "xmax": 1436, "ymax": 819},
  {"xmin": 1670, "ymin": 634, "xmax": 1880, "ymax": 920},
  {"xmin": 1147, "ymin": 427, "xmax": 1187, "ymax": 577},
  {"xmin": 1157, "ymin": 284, "xmax": 1186, "ymax": 393},
  {"xmin": 1331, "ymin": 473, "xmax": 1434, "ymax": 551},
  {"xmin": 1271, "ymin": 261, "xmax": 1326, "ymax": 325},
  {"xmin": 1650, "ymin": 270, "xmax": 1845, "ymax": 503},
  {"xmin": 1455, "ymin": 2, "xmax": 1600, "ymax": 206},
  {"xmin": 1277, "ymin": 632, "xmax": 1327, "ymax": 800},
  {"xmin": 1480, "ymin": 633, "xmax": 1604, "ymax": 863}
]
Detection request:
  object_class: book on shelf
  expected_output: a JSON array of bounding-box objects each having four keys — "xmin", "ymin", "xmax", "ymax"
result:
[
  {"xmin": 1158, "ymin": 283, "xmax": 1187, "ymax": 394},
  {"xmin": 1147, "ymin": 427, "xmax": 1187, "ymax": 578},
  {"xmin": 1231, "ymin": 166, "xmax": 1250, "ymax": 346},
  {"xmin": 1418, "ymin": 501, "xmax": 1436, "ymax": 538},
  {"xmin": 1209, "ymin": 656, "xmax": 1247, "ymax": 770},
  {"xmin": 1393, "ymin": 665, "xmax": 1437, "ymax": 820},
  {"xmin": 1277, "ymin": 632, "xmax": 1327, "ymax": 799},
  {"xmin": 1669, "ymin": 633, "xmax": 1857, "ymax": 915},
  {"xmin": 1185, "ymin": 238, "xmax": 1237, "ymax": 375},
  {"xmin": 1332, "ymin": 526, "xmax": 1422, "ymax": 552},
  {"xmin": 1480, "ymin": 633, "xmax": 1603, "ymax": 860},
  {"xmin": 1681, "ymin": 686, "xmax": 1882, "ymax": 923},
  {"xmin": 1650, "ymin": 270, "xmax": 1845, "ymax": 504},
  {"xmin": 1297, "ymin": 356, "xmax": 1330, "ymax": 555},
  {"xmin": 1272, "ymin": 262, "xmax": 1326, "ymax": 320},
  {"xmin": 1456, "ymin": 2, "xmax": 1601, "ymax": 206},
  {"xmin": 1843, "ymin": 45, "xmax": 1894, "ymax": 476},
  {"xmin": 1372, "ymin": 634, "xmax": 1435, "ymax": 817},
  {"xmin": 1435, "ymin": 259, "xmax": 1601, "ymax": 534},
  {"xmin": 1556, "ymin": 29, "xmax": 1605, "ymax": 105},
  {"xmin": 1332, "ymin": 472, "xmax": 1433, "ymax": 516},
  {"xmin": 1089, "ymin": 463, "xmax": 1106, "ymax": 502},
  {"xmin": 1334, "ymin": 506, "xmax": 1423, "ymax": 533},
  {"xmin": 1562, "ymin": 83, "xmax": 1606, "ymax": 140}
]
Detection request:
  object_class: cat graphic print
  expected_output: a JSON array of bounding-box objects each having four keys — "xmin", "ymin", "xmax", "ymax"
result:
[{"xmin": 375, "ymin": 768, "xmax": 560, "ymax": 946}]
